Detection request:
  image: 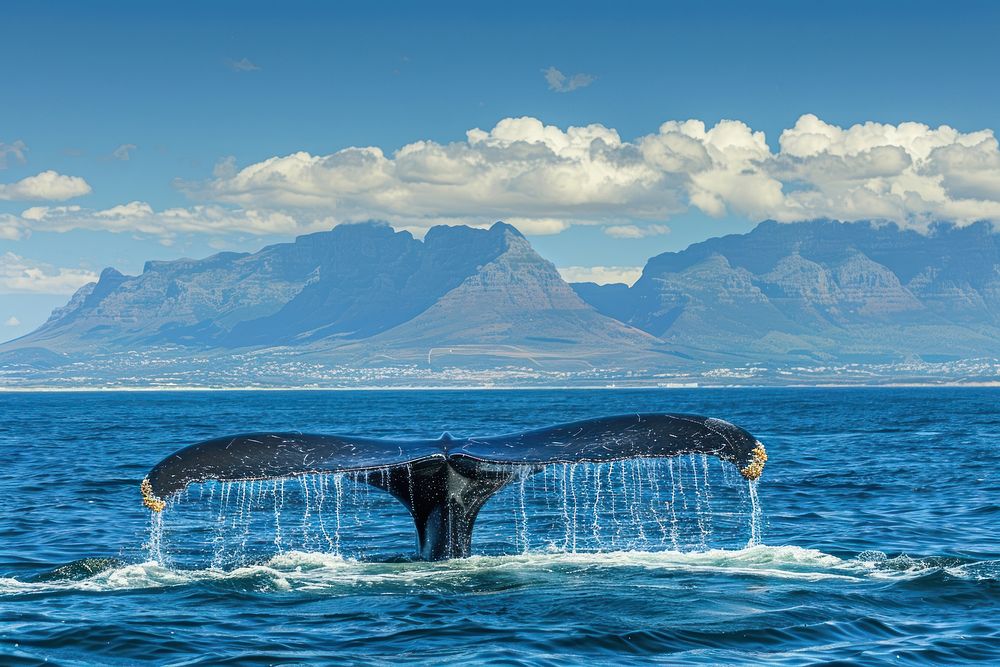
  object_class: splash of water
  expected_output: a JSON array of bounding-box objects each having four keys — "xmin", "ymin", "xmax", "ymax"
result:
[
  {"xmin": 151, "ymin": 457, "xmax": 763, "ymax": 568},
  {"xmin": 747, "ymin": 480, "xmax": 763, "ymax": 547},
  {"xmin": 146, "ymin": 512, "xmax": 164, "ymax": 563}
]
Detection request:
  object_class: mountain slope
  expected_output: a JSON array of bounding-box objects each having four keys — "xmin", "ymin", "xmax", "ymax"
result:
[
  {"xmin": 364, "ymin": 224, "xmax": 657, "ymax": 366},
  {"xmin": 4, "ymin": 217, "xmax": 999, "ymax": 386},
  {"xmin": 7, "ymin": 223, "xmax": 512, "ymax": 352},
  {"xmin": 223, "ymin": 223, "xmax": 513, "ymax": 346},
  {"xmin": 3, "ymin": 221, "xmax": 660, "ymax": 372},
  {"xmin": 573, "ymin": 219, "xmax": 1000, "ymax": 362}
]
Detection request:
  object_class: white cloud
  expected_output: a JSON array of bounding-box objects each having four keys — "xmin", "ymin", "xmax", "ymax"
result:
[
  {"xmin": 0, "ymin": 140, "xmax": 28, "ymax": 168},
  {"xmin": 112, "ymin": 143, "xmax": 137, "ymax": 160},
  {"xmin": 504, "ymin": 217, "xmax": 570, "ymax": 235},
  {"xmin": 186, "ymin": 116, "xmax": 678, "ymax": 233},
  {"xmin": 6, "ymin": 114, "xmax": 999, "ymax": 242},
  {"xmin": 0, "ymin": 170, "xmax": 92, "ymax": 201},
  {"xmin": 18, "ymin": 202, "xmax": 299, "ymax": 240},
  {"xmin": 4, "ymin": 315, "xmax": 20, "ymax": 327},
  {"xmin": 558, "ymin": 266, "xmax": 643, "ymax": 285},
  {"xmin": 0, "ymin": 253, "xmax": 99, "ymax": 294},
  {"xmin": 543, "ymin": 66, "xmax": 595, "ymax": 93},
  {"xmin": 227, "ymin": 57, "xmax": 260, "ymax": 72},
  {"xmin": 0, "ymin": 213, "xmax": 27, "ymax": 240},
  {"xmin": 185, "ymin": 114, "xmax": 1000, "ymax": 234},
  {"xmin": 604, "ymin": 224, "xmax": 670, "ymax": 239}
]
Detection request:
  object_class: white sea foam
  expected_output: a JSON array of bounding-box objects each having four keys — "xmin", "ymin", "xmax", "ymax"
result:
[
  {"xmin": 0, "ymin": 545, "xmax": 857, "ymax": 595},
  {"xmin": 855, "ymin": 550, "xmax": 1000, "ymax": 581},
  {"xmin": 4, "ymin": 545, "xmax": 992, "ymax": 597}
]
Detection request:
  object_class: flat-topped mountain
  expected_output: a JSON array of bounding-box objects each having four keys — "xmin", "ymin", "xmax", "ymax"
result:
[
  {"xmin": 573, "ymin": 220, "xmax": 1000, "ymax": 362},
  {"xmin": 2, "ymin": 218, "xmax": 999, "ymax": 386},
  {"xmin": 368, "ymin": 225, "xmax": 655, "ymax": 355},
  {"xmin": 5, "ymin": 221, "xmax": 658, "ymax": 368}
]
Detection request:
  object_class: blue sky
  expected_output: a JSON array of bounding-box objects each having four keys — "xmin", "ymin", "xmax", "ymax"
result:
[{"xmin": 3, "ymin": 0, "xmax": 1000, "ymax": 339}]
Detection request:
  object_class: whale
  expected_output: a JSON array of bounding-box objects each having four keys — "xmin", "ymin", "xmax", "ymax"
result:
[{"xmin": 141, "ymin": 413, "xmax": 767, "ymax": 560}]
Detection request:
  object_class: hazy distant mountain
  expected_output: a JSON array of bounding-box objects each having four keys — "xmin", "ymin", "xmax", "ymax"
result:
[
  {"xmin": 3, "ymin": 221, "xmax": 659, "ymax": 372},
  {"xmin": 15, "ymin": 223, "xmax": 494, "ymax": 351},
  {"xmin": 361, "ymin": 224, "xmax": 657, "ymax": 368},
  {"xmin": 2, "ymin": 218, "xmax": 999, "ymax": 387},
  {"xmin": 573, "ymin": 220, "xmax": 1000, "ymax": 363},
  {"xmin": 223, "ymin": 223, "xmax": 515, "ymax": 347}
]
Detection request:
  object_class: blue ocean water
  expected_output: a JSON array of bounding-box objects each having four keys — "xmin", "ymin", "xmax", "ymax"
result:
[{"xmin": 0, "ymin": 388, "xmax": 998, "ymax": 665}]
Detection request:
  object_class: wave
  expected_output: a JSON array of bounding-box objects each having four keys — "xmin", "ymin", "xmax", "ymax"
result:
[
  {"xmin": 2, "ymin": 546, "xmax": 996, "ymax": 597},
  {"xmin": 857, "ymin": 550, "xmax": 1000, "ymax": 581}
]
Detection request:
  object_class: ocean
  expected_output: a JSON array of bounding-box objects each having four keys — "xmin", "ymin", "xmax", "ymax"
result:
[{"xmin": 1, "ymin": 388, "xmax": 998, "ymax": 665}]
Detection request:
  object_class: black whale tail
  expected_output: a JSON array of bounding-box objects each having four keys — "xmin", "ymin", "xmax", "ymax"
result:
[
  {"xmin": 141, "ymin": 414, "xmax": 767, "ymax": 560},
  {"xmin": 367, "ymin": 455, "xmax": 529, "ymax": 560}
]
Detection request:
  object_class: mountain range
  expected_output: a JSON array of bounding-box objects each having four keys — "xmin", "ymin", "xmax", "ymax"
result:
[
  {"xmin": 574, "ymin": 220, "xmax": 1000, "ymax": 364},
  {"xmin": 2, "ymin": 219, "xmax": 998, "ymax": 387}
]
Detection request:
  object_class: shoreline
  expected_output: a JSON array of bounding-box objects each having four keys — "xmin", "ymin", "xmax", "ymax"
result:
[{"xmin": 1, "ymin": 382, "xmax": 998, "ymax": 392}]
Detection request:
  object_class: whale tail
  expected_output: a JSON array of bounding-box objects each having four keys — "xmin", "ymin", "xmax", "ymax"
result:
[
  {"xmin": 365, "ymin": 457, "xmax": 530, "ymax": 559},
  {"xmin": 141, "ymin": 414, "xmax": 766, "ymax": 560}
]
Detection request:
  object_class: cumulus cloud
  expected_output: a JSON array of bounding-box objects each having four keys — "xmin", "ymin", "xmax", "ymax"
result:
[
  {"xmin": 7, "ymin": 115, "xmax": 999, "ymax": 241},
  {"xmin": 604, "ymin": 224, "xmax": 670, "ymax": 239},
  {"xmin": 558, "ymin": 266, "xmax": 643, "ymax": 285},
  {"xmin": 227, "ymin": 57, "xmax": 260, "ymax": 72},
  {"xmin": 182, "ymin": 114, "xmax": 1000, "ymax": 234},
  {"xmin": 542, "ymin": 66, "xmax": 595, "ymax": 93},
  {"xmin": 185, "ymin": 117, "xmax": 683, "ymax": 232},
  {"xmin": 4, "ymin": 315, "xmax": 20, "ymax": 327},
  {"xmin": 0, "ymin": 253, "xmax": 99, "ymax": 294},
  {"xmin": 0, "ymin": 140, "xmax": 28, "ymax": 168},
  {"xmin": 112, "ymin": 143, "xmax": 137, "ymax": 160},
  {"xmin": 0, "ymin": 170, "xmax": 92, "ymax": 201}
]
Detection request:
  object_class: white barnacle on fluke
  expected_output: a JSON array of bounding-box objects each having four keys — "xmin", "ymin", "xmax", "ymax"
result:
[{"xmin": 138, "ymin": 414, "xmax": 768, "ymax": 560}]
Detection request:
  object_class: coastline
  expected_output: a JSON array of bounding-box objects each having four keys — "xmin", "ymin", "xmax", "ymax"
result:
[{"xmin": 1, "ymin": 382, "xmax": 999, "ymax": 392}]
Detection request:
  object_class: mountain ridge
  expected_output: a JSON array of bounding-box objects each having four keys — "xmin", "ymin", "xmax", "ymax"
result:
[
  {"xmin": 4, "ymin": 220, "xmax": 659, "ymax": 364},
  {"xmin": 3, "ymin": 218, "xmax": 999, "ymax": 386},
  {"xmin": 572, "ymin": 219, "xmax": 1000, "ymax": 362}
]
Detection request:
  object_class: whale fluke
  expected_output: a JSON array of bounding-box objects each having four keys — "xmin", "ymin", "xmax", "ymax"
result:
[{"xmin": 141, "ymin": 413, "xmax": 766, "ymax": 560}]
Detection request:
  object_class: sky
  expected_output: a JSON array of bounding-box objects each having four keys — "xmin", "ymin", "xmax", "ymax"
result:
[{"xmin": 3, "ymin": 0, "xmax": 1000, "ymax": 339}]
